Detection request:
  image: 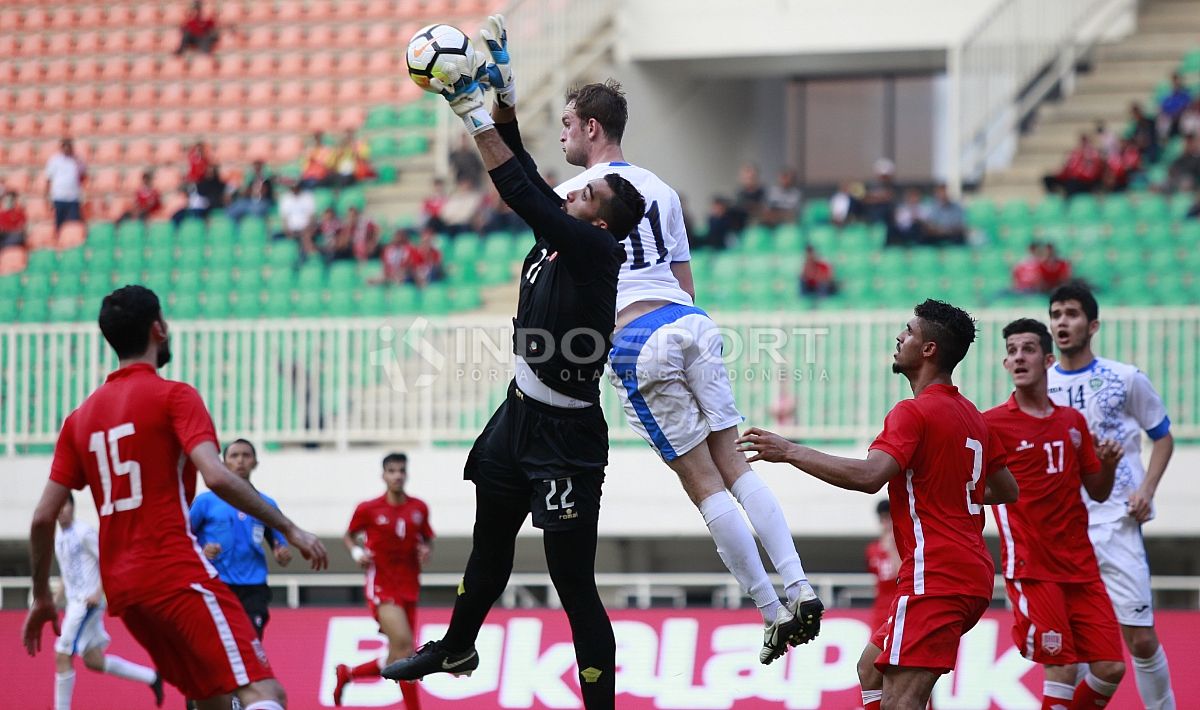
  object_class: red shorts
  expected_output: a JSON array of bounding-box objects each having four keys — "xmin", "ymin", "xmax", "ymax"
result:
[
  {"xmin": 872, "ymin": 594, "xmax": 989, "ymax": 674},
  {"xmin": 1006, "ymin": 578, "xmax": 1123, "ymax": 664},
  {"xmin": 120, "ymin": 580, "xmax": 274, "ymax": 699}
]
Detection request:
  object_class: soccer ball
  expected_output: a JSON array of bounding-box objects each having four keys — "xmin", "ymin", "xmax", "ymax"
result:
[{"xmin": 406, "ymin": 23, "xmax": 476, "ymax": 93}]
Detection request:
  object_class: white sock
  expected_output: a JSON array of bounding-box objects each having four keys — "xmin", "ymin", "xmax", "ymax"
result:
[
  {"xmin": 55, "ymin": 670, "xmax": 75, "ymax": 710},
  {"xmin": 861, "ymin": 688, "xmax": 882, "ymax": 705},
  {"xmin": 1083, "ymin": 671, "xmax": 1119, "ymax": 697},
  {"xmin": 1043, "ymin": 680, "xmax": 1074, "ymax": 704},
  {"xmin": 730, "ymin": 471, "xmax": 809, "ymax": 602},
  {"xmin": 698, "ymin": 491, "xmax": 780, "ymax": 622},
  {"xmin": 244, "ymin": 702, "xmax": 285, "ymax": 710},
  {"xmin": 103, "ymin": 654, "xmax": 158, "ymax": 685},
  {"xmin": 1132, "ymin": 646, "xmax": 1176, "ymax": 709}
]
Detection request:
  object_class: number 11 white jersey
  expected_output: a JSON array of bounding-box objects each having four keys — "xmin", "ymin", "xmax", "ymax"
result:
[{"xmin": 556, "ymin": 162, "xmax": 693, "ymax": 312}]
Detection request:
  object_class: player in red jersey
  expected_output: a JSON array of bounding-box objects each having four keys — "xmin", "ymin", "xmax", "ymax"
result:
[
  {"xmin": 333, "ymin": 453, "xmax": 433, "ymax": 708},
  {"xmin": 985, "ymin": 318, "xmax": 1126, "ymax": 710},
  {"xmin": 866, "ymin": 499, "xmax": 900, "ymax": 634},
  {"xmin": 21, "ymin": 285, "xmax": 328, "ymax": 710},
  {"xmin": 739, "ymin": 300, "xmax": 1018, "ymax": 710}
]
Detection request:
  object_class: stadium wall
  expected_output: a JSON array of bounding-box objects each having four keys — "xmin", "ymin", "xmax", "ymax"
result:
[{"xmin": 6, "ymin": 444, "xmax": 1200, "ymax": 540}]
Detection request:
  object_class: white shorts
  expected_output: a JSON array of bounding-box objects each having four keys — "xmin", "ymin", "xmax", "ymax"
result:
[
  {"xmin": 1089, "ymin": 517, "xmax": 1154, "ymax": 626},
  {"xmin": 609, "ymin": 304, "xmax": 741, "ymax": 462},
  {"xmin": 54, "ymin": 600, "xmax": 111, "ymax": 656}
]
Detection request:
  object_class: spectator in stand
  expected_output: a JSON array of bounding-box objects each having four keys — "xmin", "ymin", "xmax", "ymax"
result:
[
  {"xmin": 1102, "ymin": 138, "xmax": 1143, "ymax": 192},
  {"xmin": 0, "ymin": 192, "xmax": 28, "ymax": 248},
  {"xmin": 171, "ymin": 165, "xmax": 226, "ymax": 225},
  {"xmin": 1094, "ymin": 120, "xmax": 1119, "ymax": 158},
  {"xmin": 829, "ymin": 182, "xmax": 865, "ymax": 227},
  {"xmin": 1158, "ymin": 72, "xmax": 1192, "ymax": 139},
  {"xmin": 1128, "ymin": 102, "xmax": 1160, "ymax": 163},
  {"xmin": 702, "ymin": 196, "xmax": 734, "ymax": 250},
  {"xmin": 1038, "ymin": 243, "xmax": 1072, "ymax": 291},
  {"xmin": 886, "ymin": 188, "xmax": 925, "ymax": 247},
  {"xmin": 186, "ymin": 141, "xmax": 211, "ymax": 183},
  {"xmin": 1179, "ymin": 96, "xmax": 1200, "ymax": 139},
  {"xmin": 340, "ymin": 206, "xmax": 379, "ymax": 264},
  {"xmin": 862, "ymin": 158, "xmax": 897, "ymax": 225},
  {"xmin": 278, "ymin": 181, "xmax": 316, "ymax": 250},
  {"xmin": 1186, "ymin": 190, "xmax": 1200, "ymax": 219},
  {"xmin": 299, "ymin": 132, "xmax": 333, "ymax": 189},
  {"xmin": 473, "ymin": 181, "xmax": 522, "ymax": 235},
  {"xmin": 44, "ymin": 138, "xmax": 86, "ymax": 231},
  {"xmin": 799, "ymin": 244, "xmax": 836, "ymax": 298},
  {"xmin": 414, "ymin": 227, "xmax": 444, "ymax": 285},
  {"xmin": 729, "ymin": 162, "xmax": 765, "ymax": 232},
  {"xmin": 226, "ymin": 181, "xmax": 272, "ymax": 223},
  {"xmin": 448, "ymin": 134, "xmax": 485, "ymax": 188},
  {"xmin": 314, "ymin": 207, "xmax": 341, "ymax": 253},
  {"xmin": 1012, "ymin": 242, "xmax": 1046, "ymax": 294},
  {"xmin": 420, "ymin": 178, "xmax": 448, "ymax": 230},
  {"xmin": 1165, "ymin": 133, "xmax": 1200, "ymax": 193},
  {"xmin": 177, "ymin": 0, "xmax": 219, "ymax": 55},
  {"xmin": 1043, "ymin": 133, "xmax": 1102, "ymax": 196},
  {"xmin": 242, "ymin": 160, "xmax": 275, "ymax": 205},
  {"xmin": 437, "ymin": 177, "xmax": 483, "ymax": 237},
  {"xmin": 330, "ymin": 129, "xmax": 374, "ymax": 188},
  {"xmin": 373, "ymin": 228, "xmax": 421, "ymax": 286},
  {"xmin": 117, "ymin": 171, "xmax": 162, "ymax": 225},
  {"xmin": 760, "ymin": 167, "xmax": 803, "ymax": 227},
  {"xmin": 919, "ymin": 184, "xmax": 967, "ymax": 245}
]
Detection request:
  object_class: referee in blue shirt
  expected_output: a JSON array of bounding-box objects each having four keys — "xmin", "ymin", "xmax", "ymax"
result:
[{"xmin": 189, "ymin": 439, "xmax": 291, "ymax": 639}]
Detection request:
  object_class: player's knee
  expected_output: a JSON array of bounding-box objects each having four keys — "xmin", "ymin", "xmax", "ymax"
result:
[
  {"xmin": 856, "ymin": 653, "xmax": 881, "ymax": 687},
  {"xmin": 880, "ymin": 695, "xmax": 920, "ymax": 710},
  {"xmin": 1092, "ymin": 660, "xmax": 1125, "ymax": 684},
  {"xmin": 243, "ymin": 679, "xmax": 287, "ymax": 706},
  {"xmin": 1127, "ymin": 629, "xmax": 1159, "ymax": 658},
  {"xmin": 81, "ymin": 649, "xmax": 105, "ymax": 671}
]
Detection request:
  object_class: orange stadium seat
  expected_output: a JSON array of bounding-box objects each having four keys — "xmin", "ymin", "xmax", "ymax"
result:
[
  {"xmin": 102, "ymin": 31, "xmax": 130, "ymax": 54},
  {"xmin": 11, "ymin": 115, "xmax": 40, "ymax": 139},
  {"xmin": 246, "ymin": 136, "xmax": 273, "ymax": 160},
  {"xmin": 336, "ymin": 80, "xmax": 365, "ymax": 102},
  {"xmin": 276, "ymin": 135, "xmax": 304, "ymax": 161},
  {"xmin": 0, "ymin": 247, "xmax": 30, "ymax": 276},
  {"xmin": 191, "ymin": 55, "xmax": 218, "ymax": 75},
  {"xmin": 246, "ymin": 83, "xmax": 275, "ymax": 106},
  {"xmin": 309, "ymin": 107, "xmax": 334, "ymax": 131},
  {"xmin": 130, "ymin": 29, "xmax": 158, "ymax": 53},
  {"xmin": 129, "ymin": 83, "xmax": 157, "ymax": 107},
  {"xmin": 107, "ymin": 4, "xmax": 133, "ymax": 27},
  {"xmin": 25, "ymin": 199, "xmax": 50, "ymax": 224},
  {"xmin": 367, "ymin": 79, "xmax": 396, "ymax": 102},
  {"xmin": 278, "ymin": 81, "xmax": 306, "ymax": 104},
  {"xmin": 162, "ymin": 4, "xmax": 186, "ymax": 25},
  {"xmin": 246, "ymin": 54, "xmax": 276, "ymax": 78},
  {"xmin": 245, "ymin": 26, "xmax": 274, "ymax": 50},
  {"xmin": 22, "ymin": 7, "xmax": 49, "ymax": 31},
  {"xmin": 184, "ymin": 109, "xmax": 214, "ymax": 133},
  {"xmin": 40, "ymin": 113, "xmax": 67, "ymax": 136},
  {"xmin": 189, "ymin": 82, "xmax": 218, "ymax": 107},
  {"xmin": 96, "ymin": 112, "xmax": 125, "ymax": 135},
  {"xmin": 306, "ymin": 24, "xmax": 334, "ymax": 47},
  {"xmin": 162, "ymin": 192, "xmax": 187, "ymax": 215},
  {"xmin": 28, "ymin": 223, "xmax": 57, "ymax": 251},
  {"xmin": 89, "ymin": 167, "xmax": 121, "ymax": 193},
  {"xmin": 159, "ymin": 57, "xmax": 188, "ymax": 81},
  {"xmin": 154, "ymin": 167, "xmax": 182, "ymax": 194},
  {"xmin": 246, "ymin": 2, "xmax": 275, "ymax": 22},
  {"xmin": 214, "ymin": 138, "xmax": 243, "ymax": 164},
  {"xmin": 0, "ymin": 34, "xmax": 15, "ymax": 58},
  {"xmin": 92, "ymin": 139, "xmax": 123, "ymax": 164},
  {"xmin": 339, "ymin": 106, "xmax": 365, "ymax": 129},
  {"xmin": 17, "ymin": 61, "xmax": 42, "ymax": 84},
  {"xmin": 44, "ymin": 59, "xmax": 71, "ymax": 83},
  {"xmin": 15, "ymin": 87, "xmax": 41, "ymax": 112},
  {"xmin": 100, "ymin": 59, "xmax": 129, "ymax": 82},
  {"xmin": 127, "ymin": 111, "xmax": 155, "ymax": 135},
  {"xmin": 217, "ymin": 110, "xmax": 244, "ymax": 133},
  {"xmin": 71, "ymin": 84, "xmax": 100, "ymax": 110},
  {"xmin": 338, "ymin": 51, "xmax": 365, "ymax": 76},
  {"xmin": 155, "ymin": 137, "xmax": 184, "ymax": 164},
  {"xmin": 51, "ymin": 7, "xmax": 77, "ymax": 30},
  {"xmin": 98, "ymin": 84, "xmax": 127, "ymax": 109},
  {"xmin": 308, "ymin": 52, "xmax": 335, "ymax": 76},
  {"xmin": 217, "ymin": 54, "xmax": 246, "ymax": 80},
  {"xmin": 308, "ymin": 80, "xmax": 335, "ymax": 104},
  {"xmin": 18, "ymin": 34, "xmax": 47, "ymax": 57},
  {"xmin": 307, "ymin": 1, "xmax": 337, "ymax": 20},
  {"xmin": 6, "ymin": 171, "xmax": 33, "ymax": 195},
  {"xmin": 47, "ymin": 33, "xmax": 75, "ymax": 56},
  {"xmin": 129, "ymin": 57, "xmax": 157, "ymax": 81},
  {"xmin": 278, "ymin": 108, "xmax": 306, "ymax": 132},
  {"xmin": 42, "ymin": 85, "xmax": 69, "ymax": 110},
  {"xmin": 335, "ymin": 25, "xmax": 364, "ymax": 48},
  {"xmin": 0, "ymin": 9, "xmax": 18, "ymax": 31},
  {"xmin": 278, "ymin": 1, "xmax": 305, "ymax": 21},
  {"xmin": 159, "ymin": 83, "xmax": 186, "ymax": 107},
  {"xmin": 125, "ymin": 139, "xmax": 153, "ymax": 165},
  {"xmin": 5, "ymin": 142, "xmax": 34, "ymax": 166},
  {"xmin": 133, "ymin": 4, "xmax": 162, "ymax": 26},
  {"xmin": 220, "ymin": 1, "xmax": 247, "ymax": 23},
  {"xmin": 77, "ymin": 5, "xmax": 103, "ymax": 27},
  {"xmin": 278, "ymin": 52, "xmax": 306, "ymax": 76},
  {"xmin": 277, "ymin": 25, "xmax": 304, "ymax": 49},
  {"xmin": 121, "ymin": 169, "xmax": 144, "ymax": 193},
  {"xmin": 363, "ymin": 0, "xmax": 395, "ymax": 19},
  {"xmin": 58, "ymin": 221, "xmax": 87, "ymax": 250},
  {"xmin": 66, "ymin": 112, "xmax": 94, "ymax": 137},
  {"xmin": 247, "ymin": 109, "xmax": 274, "ymax": 132},
  {"xmin": 75, "ymin": 31, "xmax": 101, "ymax": 54},
  {"xmin": 216, "ymin": 82, "xmax": 245, "ymax": 106}
]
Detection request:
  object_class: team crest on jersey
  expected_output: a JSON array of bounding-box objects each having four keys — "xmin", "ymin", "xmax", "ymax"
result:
[
  {"xmin": 1041, "ymin": 630, "xmax": 1063, "ymax": 655},
  {"xmin": 237, "ymin": 512, "xmax": 247, "ymax": 521},
  {"xmin": 251, "ymin": 639, "xmax": 270, "ymax": 666},
  {"xmin": 1068, "ymin": 427, "xmax": 1082, "ymax": 448},
  {"xmin": 413, "ymin": 512, "xmax": 423, "ymax": 525},
  {"xmin": 1089, "ymin": 377, "xmax": 1104, "ymax": 391},
  {"xmin": 375, "ymin": 514, "xmax": 389, "ymax": 525},
  {"xmin": 1016, "ymin": 440, "xmax": 1033, "ymax": 452}
]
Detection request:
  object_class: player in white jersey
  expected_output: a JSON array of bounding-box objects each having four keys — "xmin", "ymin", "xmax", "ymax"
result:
[
  {"xmin": 1046, "ymin": 282, "xmax": 1176, "ymax": 709},
  {"xmin": 550, "ymin": 76, "xmax": 822, "ymax": 664},
  {"xmin": 52, "ymin": 494, "xmax": 163, "ymax": 709}
]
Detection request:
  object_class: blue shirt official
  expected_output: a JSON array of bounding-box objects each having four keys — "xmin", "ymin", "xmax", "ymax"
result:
[{"xmin": 189, "ymin": 491, "xmax": 288, "ymax": 586}]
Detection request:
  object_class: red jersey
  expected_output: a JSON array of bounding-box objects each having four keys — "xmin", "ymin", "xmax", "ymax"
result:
[
  {"xmin": 348, "ymin": 494, "xmax": 434, "ymax": 602},
  {"xmin": 133, "ymin": 186, "xmax": 161, "ymax": 215},
  {"xmin": 984, "ymin": 395, "xmax": 1102, "ymax": 582},
  {"xmin": 866, "ymin": 539, "xmax": 899, "ymax": 599},
  {"xmin": 0, "ymin": 206, "xmax": 26, "ymax": 232},
  {"xmin": 48, "ymin": 363, "xmax": 219, "ymax": 614},
  {"xmin": 869, "ymin": 384, "xmax": 1006, "ymax": 599}
]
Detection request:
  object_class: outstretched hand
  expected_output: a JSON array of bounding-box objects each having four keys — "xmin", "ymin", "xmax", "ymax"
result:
[
  {"xmin": 22, "ymin": 596, "xmax": 60, "ymax": 656},
  {"xmin": 735, "ymin": 427, "xmax": 797, "ymax": 464},
  {"xmin": 479, "ymin": 14, "xmax": 516, "ymax": 108},
  {"xmin": 285, "ymin": 526, "xmax": 329, "ymax": 570}
]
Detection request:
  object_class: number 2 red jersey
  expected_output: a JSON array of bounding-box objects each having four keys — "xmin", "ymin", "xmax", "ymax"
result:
[
  {"xmin": 869, "ymin": 384, "xmax": 1007, "ymax": 599},
  {"xmin": 48, "ymin": 363, "xmax": 219, "ymax": 614},
  {"xmin": 348, "ymin": 494, "xmax": 434, "ymax": 603},
  {"xmin": 984, "ymin": 396, "xmax": 1102, "ymax": 582}
]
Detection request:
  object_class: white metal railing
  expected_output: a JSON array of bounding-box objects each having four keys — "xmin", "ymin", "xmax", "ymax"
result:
[
  {"xmin": 6, "ymin": 573, "xmax": 1200, "ymax": 611},
  {"xmin": 948, "ymin": 0, "xmax": 1138, "ymax": 194},
  {"xmin": 3, "ymin": 308, "xmax": 1199, "ymax": 453}
]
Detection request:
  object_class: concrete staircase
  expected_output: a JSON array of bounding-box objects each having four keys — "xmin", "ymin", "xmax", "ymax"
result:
[{"xmin": 980, "ymin": 0, "xmax": 1200, "ymax": 204}]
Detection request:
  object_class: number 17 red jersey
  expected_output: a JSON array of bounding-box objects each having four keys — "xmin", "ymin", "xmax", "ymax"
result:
[
  {"xmin": 49, "ymin": 363, "xmax": 219, "ymax": 614},
  {"xmin": 869, "ymin": 384, "xmax": 1007, "ymax": 599}
]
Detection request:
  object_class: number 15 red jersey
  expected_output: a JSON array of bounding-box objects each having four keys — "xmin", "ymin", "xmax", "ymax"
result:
[
  {"xmin": 869, "ymin": 384, "xmax": 1007, "ymax": 599},
  {"xmin": 49, "ymin": 363, "xmax": 219, "ymax": 614}
]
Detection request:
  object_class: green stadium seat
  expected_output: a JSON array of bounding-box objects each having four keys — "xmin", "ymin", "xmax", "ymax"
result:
[
  {"xmin": 396, "ymin": 102, "xmax": 434, "ymax": 127},
  {"xmin": 449, "ymin": 285, "xmax": 482, "ymax": 311},
  {"xmin": 177, "ymin": 218, "xmax": 206, "ymax": 245},
  {"xmin": 265, "ymin": 268, "xmax": 295, "ymax": 291},
  {"xmin": 48, "ymin": 296, "xmax": 80, "ymax": 322},
  {"xmin": 296, "ymin": 262, "xmax": 326, "ymax": 290},
  {"xmin": 87, "ymin": 222, "xmax": 116, "ymax": 251},
  {"xmin": 741, "ymin": 225, "xmax": 773, "ymax": 252},
  {"xmin": 775, "ymin": 224, "xmax": 804, "ymax": 252},
  {"xmin": 24, "ymin": 272, "xmax": 52, "ymax": 300},
  {"xmin": 116, "ymin": 220, "xmax": 146, "ymax": 244},
  {"xmin": 268, "ymin": 241, "xmax": 301, "ymax": 268},
  {"xmin": 146, "ymin": 247, "xmax": 174, "ymax": 274},
  {"xmin": 230, "ymin": 291, "xmax": 262, "ymax": 319},
  {"xmin": 171, "ymin": 292, "xmax": 202, "ymax": 319},
  {"xmin": 263, "ymin": 290, "xmax": 292, "ymax": 318},
  {"xmin": 801, "ymin": 200, "xmax": 831, "ymax": 225},
  {"xmin": 397, "ymin": 135, "xmax": 430, "ymax": 157},
  {"xmin": 388, "ymin": 285, "xmax": 421, "ymax": 313},
  {"xmin": 336, "ymin": 188, "xmax": 367, "ymax": 213},
  {"xmin": 357, "ymin": 287, "xmax": 388, "ymax": 316},
  {"xmin": 296, "ymin": 289, "xmax": 328, "ymax": 315},
  {"xmin": 19, "ymin": 298, "xmax": 49, "ymax": 323},
  {"xmin": 238, "ymin": 217, "xmax": 269, "ymax": 245},
  {"xmin": 365, "ymin": 106, "xmax": 401, "ymax": 129},
  {"xmin": 376, "ymin": 164, "xmax": 399, "ymax": 183},
  {"xmin": 177, "ymin": 245, "xmax": 205, "ymax": 271},
  {"xmin": 1181, "ymin": 49, "xmax": 1200, "ymax": 74},
  {"xmin": 312, "ymin": 189, "xmax": 335, "ymax": 214},
  {"xmin": 0, "ymin": 299, "xmax": 16, "ymax": 322},
  {"xmin": 82, "ymin": 271, "xmax": 113, "ymax": 301},
  {"xmin": 368, "ymin": 136, "xmax": 400, "ymax": 158},
  {"xmin": 328, "ymin": 262, "xmax": 360, "ymax": 291}
]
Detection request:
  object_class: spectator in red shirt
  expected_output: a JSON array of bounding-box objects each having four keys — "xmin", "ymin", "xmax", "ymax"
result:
[
  {"xmin": 299, "ymin": 132, "xmax": 333, "ymax": 190},
  {"xmin": 1012, "ymin": 242, "xmax": 1045, "ymax": 294},
  {"xmin": 1103, "ymin": 138, "xmax": 1143, "ymax": 192},
  {"xmin": 421, "ymin": 178, "xmax": 448, "ymax": 230},
  {"xmin": 186, "ymin": 142, "xmax": 211, "ymax": 183},
  {"xmin": 414, "ymin": 227, "xmax": 444, "ymax": 286},
  {"xmin": 117, "ymin": 171, "xmax": 163, "ymax": 225},
  {"xmin": 373, "ymin": 229, "xmax": 422, "ymax": 285},
  {"xmin": 1038, "ymin": 243, "xmax": 1072, "ymax": 291},
  {"xmin": 0, "ymin": 192, "xmax": 28, "ymax": 248},
  {"xmin": 1043, "ymin": 134, "xmax": 1102, "ymax": 196},
  {"xmin": 177, "ymin": 1, "xmax": 219, "ymax": 55},
  {"xmin": 799, "ymin": 244, "xmax": 837, "ymax": 297}
]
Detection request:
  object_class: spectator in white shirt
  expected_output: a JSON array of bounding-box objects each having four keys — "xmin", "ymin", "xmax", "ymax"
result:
[
  {"xmin": 277, "ymin": 181, "xmax": 316, "ymax": 251},
  {"xmin": 44, "ymin": 138, "xmax": 86, "ymax": 230}
]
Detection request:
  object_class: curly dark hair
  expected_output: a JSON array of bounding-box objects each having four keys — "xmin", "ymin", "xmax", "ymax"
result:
[
  {"xmin": 913, "ymin": 299, "xmax": 977, "ymax": 372},
  {"xmin": 1002, "ymin": 317, "xmax": 1053, "ymax": 356},
  {"xmin": 98, "ymin": 285, "xmax": 162, "ymax": 359},
  {"xmin": 599, "ymin": 173, "xmax": 646, "ymax": 239},
  {"xmin": 1049, "ymin": 280, "xmax": 1099, "ymax": 322},
  {"xmin": 565, "ymin": 80, "xmax": 629, "ymax": 143}
]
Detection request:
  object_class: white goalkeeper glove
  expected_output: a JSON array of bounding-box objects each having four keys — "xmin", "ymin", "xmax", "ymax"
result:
[
  {"xmin": 428, "ymin": 55, "xmax": 494, "ymax": 136},
  {"xmin": 480, "ymin": 14, "xmax": 516, "ymax": 109}
]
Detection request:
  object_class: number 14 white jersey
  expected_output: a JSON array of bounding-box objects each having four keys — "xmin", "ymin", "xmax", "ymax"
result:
[{"xmin": 556, "ymin": 162, "xmax": 693, "ymax": 312}]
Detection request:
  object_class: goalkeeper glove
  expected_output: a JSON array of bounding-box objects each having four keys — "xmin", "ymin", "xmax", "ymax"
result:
[
  {"xmin": 428, "ymin": 56, "xmax": 494, "ymax": 136},
  {"xmin": 480, "ymin": 14, "xmax": 516, "ymax": 108}
]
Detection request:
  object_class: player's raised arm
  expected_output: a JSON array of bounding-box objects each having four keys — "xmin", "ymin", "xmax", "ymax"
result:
[
  {"xmin": 736, "ymin": 427, "xmax": 899, "ymax": 493},
  {"xmin": 189, "ymin": 441, "xmax": 328, "ymax": 570},
  {"xmin": 23, "ymin": 479, "xmax": 70, "ymax": 655}
]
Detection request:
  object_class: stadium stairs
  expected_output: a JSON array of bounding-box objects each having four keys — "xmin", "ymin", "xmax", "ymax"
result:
[{"xmin": 981, "ymin": 0, "xmax": 1200, "ymax": 203}]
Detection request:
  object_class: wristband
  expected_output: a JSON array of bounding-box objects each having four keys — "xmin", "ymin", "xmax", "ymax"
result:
[
  {"xmin": 460, "ymin": 106, "xmax": 495, "ymax": 136},
  {"xmin": 350, "ymin": 546, "xmax": 367, "ymax": 563}
]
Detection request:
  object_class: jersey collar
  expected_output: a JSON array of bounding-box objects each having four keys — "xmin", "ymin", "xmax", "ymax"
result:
[
  {"xmin": 106, "ymin": 362, "xmax": 158, "ymax": 382},
  {"xmin": 1053, "ymin": 358, "xmax": 1097, "ymax": 375},
  {"xmin": 607, "ymin": 161, "xmax": 630, "ymax": 167}
]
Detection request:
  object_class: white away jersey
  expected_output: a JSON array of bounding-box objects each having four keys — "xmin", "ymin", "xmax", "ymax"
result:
[
  {"xmin": 55, "ymin": 521, "xmax": 102, "ymax": 602},
  {"xmin": 556, "ymin": 162, "xmax": 692, "ymax": 312},
  {"xmin": 1047, "ymin": 357, "xmax": 1171, "ymax": 524}
]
